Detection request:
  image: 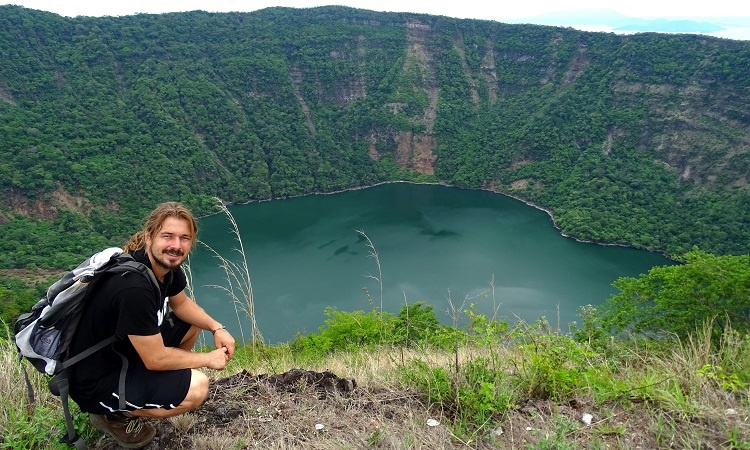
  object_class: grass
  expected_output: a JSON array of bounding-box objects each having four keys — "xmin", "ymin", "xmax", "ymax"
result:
[{"xmin": 2, "ymin": 317, "xmax": 748, "ymax": 449}]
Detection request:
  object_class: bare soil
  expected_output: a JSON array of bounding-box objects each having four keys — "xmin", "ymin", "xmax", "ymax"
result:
[{"xmin": 87, "ymin": 369, "xmax": 747, "ymax": 450}]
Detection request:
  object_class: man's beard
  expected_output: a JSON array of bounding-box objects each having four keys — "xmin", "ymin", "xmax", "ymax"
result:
[{"xmin": 149, "ymin": 245, "xmax": 186, "ymax": 271}]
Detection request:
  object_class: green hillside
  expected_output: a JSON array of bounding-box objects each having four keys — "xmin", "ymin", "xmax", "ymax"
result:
[{"xmin": 1, "ymin": 5, "xmax": 749, "ymax": 272}]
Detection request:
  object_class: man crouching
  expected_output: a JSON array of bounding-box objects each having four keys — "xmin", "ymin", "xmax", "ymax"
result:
[{"xmin": 69, "ymin": 202, "xmax": 235, "ymax": 448}]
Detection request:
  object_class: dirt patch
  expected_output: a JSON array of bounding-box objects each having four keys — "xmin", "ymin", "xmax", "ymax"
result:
[
  {"xmin": 88, "ymin": 369, "xmax": 439, "ymax": 450},
  {"xmin": 0, "ymin": 268, "xmax": 61, "ymax": 284},
  {"xmin": 0, "ymin": 86, "xmax": 15, "ymax": 105},
  {"xmin": 2, "ymin": 184, "xmax": 91, "ymax": 220},
  {"xmin": 563, "ymin": 44, "xmax": 590, "ymax": 85},
  {"xmin": 481, "ymin": 39, "xmax": 498, "ymax": 103},
  {"xmin": 511, "ymin": 179, "xmax": 529, "ymax": 189},
  {"xmin": 51, "ymin": 185, "xmax": 92, "ymax": 215},
  {"xmin": 85, "ymin": 368, "xmax": 748, "ymax": 449}
]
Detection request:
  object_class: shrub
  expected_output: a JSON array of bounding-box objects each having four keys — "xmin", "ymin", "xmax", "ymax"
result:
[
  {"xmin": 392, "ymin": 302, "xmax": 441, "ymax": 347},
  {"xmin": 599, "ymin": 249, "xmax": 750, "ymax": 341},
  {"xmin": 290, "ymin": 307, "xmax": 395, "ymax": 357},
  {"xmin": 512, "ymin": 319, "xmax": 598, "ymax": 401}
]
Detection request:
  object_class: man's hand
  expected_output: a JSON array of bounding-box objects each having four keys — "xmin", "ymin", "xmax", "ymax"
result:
[
  {"xmin": 206, "ymin": 347, "xmax": 230, "ymax": 370},
  {"xmin": 213, "ymin": 329, "xmax": 236, "ymax": 360}
]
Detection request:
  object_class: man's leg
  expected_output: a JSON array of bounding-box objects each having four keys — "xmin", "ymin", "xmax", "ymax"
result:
[
  {"xmin": 129, "ymin": 369, "xmax": 208, "ymax": 418},
  {"xmin": 178, "ymin": 325, "xmax": 201, "ymax": 351},
  {"xmin": 122, "ymin": 313, "xmax": 209, "ymax": 418},
  {"xmin": 88, "ymin": 315, "xmax": 206, "ymax": 447},
  {"xmin": 162, "ymin": 311, "xmax": 200, "ymax": 351},
  {"xmin": 89, "ymin": 372, "xmax": 204, "ymax": 448}
]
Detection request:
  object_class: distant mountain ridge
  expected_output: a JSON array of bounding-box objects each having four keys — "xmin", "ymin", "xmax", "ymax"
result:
[
  {"xmin": 511, "ymin": 7, "xmax": 746, "ymax": 37},
  {"xmin": 614, "ymin": 19, "xmax": 724, "ymax": 33}
]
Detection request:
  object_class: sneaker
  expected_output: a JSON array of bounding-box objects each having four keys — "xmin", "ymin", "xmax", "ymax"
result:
[{"xmin": 89, "ymin": 413, "xmax": 156, "ymax": 449}]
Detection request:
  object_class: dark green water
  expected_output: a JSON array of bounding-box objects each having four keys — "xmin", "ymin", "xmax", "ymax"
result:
[{"xmin": 189, "ymin": 183, "xmax": 672, "ymax": 344}]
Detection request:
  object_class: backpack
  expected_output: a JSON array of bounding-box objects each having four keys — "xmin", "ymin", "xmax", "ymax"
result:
[{"xmin": 13, "ymin": 247, "xmax": 160, "ymax": 450}]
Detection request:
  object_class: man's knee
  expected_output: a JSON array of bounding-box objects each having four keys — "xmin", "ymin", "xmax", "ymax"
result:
[{"xmin": 182, "ymin": 370, "xmax": 209, "ymax": 411}]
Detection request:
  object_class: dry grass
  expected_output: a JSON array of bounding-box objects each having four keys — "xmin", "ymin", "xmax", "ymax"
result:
[
  {"xmin": 199, "ymin": 197, "xmax": 264, "ymax": 349},
  {"xmin": 2, "ymin": 326, "xmax": 750, "ymax": 449}
]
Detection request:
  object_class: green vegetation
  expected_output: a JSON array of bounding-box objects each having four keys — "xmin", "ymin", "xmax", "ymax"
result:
[
  {"xmin": 598, "ymin": 248, "xmax": 750, "ymax": 342},
  {"xmin": 0, "ymin": 277, "xmax": 48, "ymax": 324},
  {"xmin": 2, "ymin": 279, "xmax": 749, "ymax": 447},
  {"xmin": 1, "ymin": 7, "xmax": 749, "ymax": 445},
  {"xmin": 0, "ymin": 6, "xmax": 749, "ymax": 282}
]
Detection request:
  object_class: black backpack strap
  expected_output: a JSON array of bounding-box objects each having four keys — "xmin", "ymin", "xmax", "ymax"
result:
[
  {"xmin": 49, "ymin": 336, "xmax": 118, "ymax": 449},
  {"xmin": 112, "ymin": 257, "xmax": 160, "ymax": 292},
  {"xmin": 112, "ymin": 345, "xmax": 129, "ymax": 411},
  {"xmin": 59, "ymin": 335, "xmax": 119, "ymax": 371},
  {"xmin": 50, "ymin": 369, "xmax": 87, "ymax": 450},
  {"xmin": 20, "ymin": 359, "xmax": 35, "ymax": 409},
  {"xmin": 21, "ymin": 359, "xmax": 85, "ymax": 449}
]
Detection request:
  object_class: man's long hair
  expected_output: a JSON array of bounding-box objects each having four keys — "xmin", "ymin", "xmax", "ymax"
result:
[{"xmin": 123, "ymin": 202, "xmax": 198, "ymax": 253}]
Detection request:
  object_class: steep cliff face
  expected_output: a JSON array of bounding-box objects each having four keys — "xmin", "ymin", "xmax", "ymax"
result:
[{"xmin": 371, "ymin": 20, "xmax": 439, "ymax": 174}]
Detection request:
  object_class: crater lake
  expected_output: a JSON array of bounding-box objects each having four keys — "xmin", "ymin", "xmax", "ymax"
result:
[{"xmin": 188, "ymin": 183, "xmax": 673, "ymax": 344}]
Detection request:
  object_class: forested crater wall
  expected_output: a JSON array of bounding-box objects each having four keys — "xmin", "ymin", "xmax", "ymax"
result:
[{"xmin": 1, "ymin": 5, "xmax": 749, "ymax": 270}]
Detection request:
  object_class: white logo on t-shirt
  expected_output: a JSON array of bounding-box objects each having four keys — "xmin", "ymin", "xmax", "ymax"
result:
[{"xmin": 156, "ymin": 297, "xmax": 169, "ymax": 326}]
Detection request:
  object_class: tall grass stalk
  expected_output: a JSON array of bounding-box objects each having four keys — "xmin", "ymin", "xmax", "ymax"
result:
[
  {"xmin": 183, "ymin": 254, "xmax": 213, "ymax": 350},
  {"xmin": 445, "ymin": 289, "xmax": 465, "ymax": 374},
  {"xmin": 357, "ymin": 229, "xmax": 383, "ymax": 314},
  {"xmin": 357, "ymin": 228, "xmax": 392, "ymax": 362},
  {"xmin": 201, "ymin": 198, "xmax": 263, "ymax": 349}
]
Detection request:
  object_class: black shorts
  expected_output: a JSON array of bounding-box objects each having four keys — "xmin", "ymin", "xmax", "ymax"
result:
[{"xmin": 76, "ymin": 312, "xmax": 193, "ymax": 414}]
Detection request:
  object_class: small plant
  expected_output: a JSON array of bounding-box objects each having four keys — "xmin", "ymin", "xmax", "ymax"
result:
[
  {"xmin": 399, "ymin": 359, "xmax": 454, "ymax": 409},
  {"xmin": 399, "ymin": 355, "xmax": 517, "ymax": 441},
  {"xmin": 169, "ymin": 412, "xmax": 198, "ymax": 433},
  {"xmin": 512, "ymin": 320, "xmax": 596, "ymax": 401},
  {"xmin": 367, "ymin": 427, "xmax": 386, "ymax": 446},
  {"xmin": 726, "ymin": 424, "xmax": 750, "ymax": 450},
  {"xmin": 571, "ymin": 304, "xmax": 611, "ymax": 353},
  {"xmin": 465, "ymin": 303, "xmax": 509, "ymax": 346},
  {"xmin": 290, "ymin": 307, "xmax": 397, "ymax": 358},
  {"xmin": 652, "ymin": 412, "xmax": 678, "ymax": 449},
  {"xmin": 454, "ymin": 358, "xmax": 515, "ymax": 435},
  {"xmin": 527, "ymin": 415, "xmax": 579, "ymax": 450},
  {"xmin": 596, "ymin": 420, "xmax": 626, "ymax": 438},
  {"xmin": 1, "ymin": 403, "xmax": 80, "ymax": 450},
  {"xmin": 697, "ymin": 364, "xmax": 746, "ymax": 392}
]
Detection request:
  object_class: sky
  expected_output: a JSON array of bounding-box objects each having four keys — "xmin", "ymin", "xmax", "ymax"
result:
[{"xmin": 3, "ymin": 0, "xmax": 750, "ymax": 22}]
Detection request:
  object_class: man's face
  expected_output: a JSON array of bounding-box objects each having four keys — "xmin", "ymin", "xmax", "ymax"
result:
[{"xmin": 145, "ymin": 217, "xmax": 193, "ymax": 272}]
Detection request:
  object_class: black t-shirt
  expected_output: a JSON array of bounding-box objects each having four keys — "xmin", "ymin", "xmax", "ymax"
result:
[{"xmin": 69, "ymin": 249, "xmax": 187, "ymax": 400}]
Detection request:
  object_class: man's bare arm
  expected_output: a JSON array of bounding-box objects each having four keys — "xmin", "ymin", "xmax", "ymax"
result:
[
  {"xmin": 129, "ymin": 333, "xmax": 229, "ymax": 371},
  {"xmin": 168, "ymin": 290, "xmax": 236, "ymax": 358}
]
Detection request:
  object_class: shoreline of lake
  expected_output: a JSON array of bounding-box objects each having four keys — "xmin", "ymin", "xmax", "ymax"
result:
[{"xmin": 206, "ymin": 181, "xmax": 672, "ymax": 260}]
